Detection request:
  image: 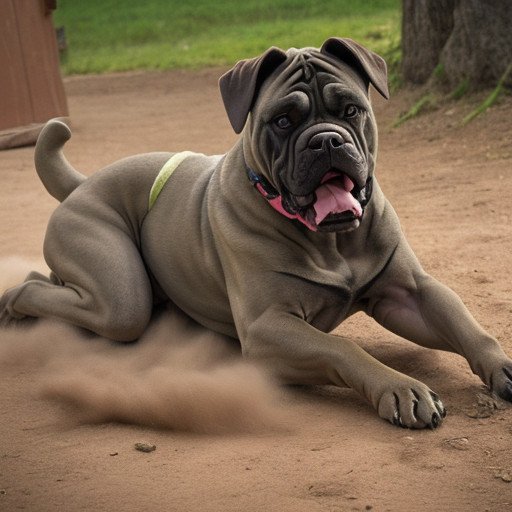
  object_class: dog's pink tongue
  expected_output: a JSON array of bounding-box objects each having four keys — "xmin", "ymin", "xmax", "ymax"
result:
[{"xmin": 314, "ymin": 175, "xmax": 362, "ymax": 224}]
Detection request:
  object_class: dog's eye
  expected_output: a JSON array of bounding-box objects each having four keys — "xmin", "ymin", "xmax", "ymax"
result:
[
  {"xmin": 274, "ymin": 115, "xmax": 292, "ymax": 130},
  {"xmin": 344, "ymin": 105, "xmax": 360, "ymax": 119}
]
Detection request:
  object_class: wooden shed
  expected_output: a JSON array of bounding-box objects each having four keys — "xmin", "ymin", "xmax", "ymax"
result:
[{"xmin": 0, "ymin": 0, "xmax": 68, "ymax": 149}]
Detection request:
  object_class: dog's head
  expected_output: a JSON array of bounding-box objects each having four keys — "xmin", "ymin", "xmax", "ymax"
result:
[{"xmin": 219, "ymin": 37, "xmax": 389, "ymax": 232}]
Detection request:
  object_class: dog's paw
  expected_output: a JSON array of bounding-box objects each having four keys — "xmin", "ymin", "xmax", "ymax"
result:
[
  {"xmin": 490, "ymin": 361, "xmax": 512, "ymax": 402},
  {"xmin": 0, "ymin": 286, "xmax": 27, "ymax": 328},
  {"xmin": 377, "ymin": 382, "xmax": 446, "ymax": 429}
]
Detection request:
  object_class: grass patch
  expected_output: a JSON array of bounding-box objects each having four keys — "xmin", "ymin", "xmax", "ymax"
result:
[
  {"xmin": 462, "ymin": 64, "xmax": 512, "ymax": 125},
  {"xmin": 393, "ymin": 94, "xmax": 436, "ymax": 127},
  {"xmin": 449, "ymin": 79, "xmax": 470, "ymax": 101},
  {"xmin": 54, "ymin": 0, "xmax": 400, "ymax": 75}
]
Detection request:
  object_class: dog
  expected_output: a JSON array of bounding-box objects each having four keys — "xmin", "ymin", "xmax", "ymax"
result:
[{"xmin": 1, "ymin": 37, "xmax": 511, "ymax": 429}]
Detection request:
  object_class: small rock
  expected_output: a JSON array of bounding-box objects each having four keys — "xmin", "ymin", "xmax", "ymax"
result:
[
  {"xmin": 494, "ymin": 469, "xmax": 512, "ymax": 483},
  {"xmin": 109, "ymin": 452, "xmax": 119, "ymax": 457},
  {"xmin": 466, "ymin": 393, "xmax": 499, "ymax": 418},
  {"xmin": 444, "ymin": 437, "xmax": 470, "ymax": 451},
  {"xmin": 310, "ymin": 443, "xmax": 330, "ymax": 451},
  {"xmin": 134, "ymin": 442, "xmax": 156, "ymax": 453},
  {"xmin": 466, "ymin": 407, "xmax": 491, "ymax": 419}
]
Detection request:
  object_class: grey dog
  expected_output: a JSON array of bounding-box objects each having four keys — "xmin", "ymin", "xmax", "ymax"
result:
[{"xmin": 1, "ymin": 38, "xmax": 511, "ymax": 429}]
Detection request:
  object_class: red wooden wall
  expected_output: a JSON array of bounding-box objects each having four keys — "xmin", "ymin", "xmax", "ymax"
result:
[{"xmin": 0, "ymin": 0, "xmax": 68, "ymax": 132}]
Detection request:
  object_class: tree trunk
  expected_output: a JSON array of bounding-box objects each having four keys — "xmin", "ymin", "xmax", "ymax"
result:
[{"xmin": 402, "ymin": 0, "xmax": 512, "ymax": 90}]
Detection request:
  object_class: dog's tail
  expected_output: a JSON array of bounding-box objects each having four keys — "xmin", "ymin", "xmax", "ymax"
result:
[{"xmin": 34, "ymin": 119, "xmax": 87, "ymax": 202}]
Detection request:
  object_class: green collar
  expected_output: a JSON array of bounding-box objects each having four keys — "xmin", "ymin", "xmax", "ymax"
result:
[{"xmin": 148, "ymin": 151, "xmax": 196, "ymax": 210}]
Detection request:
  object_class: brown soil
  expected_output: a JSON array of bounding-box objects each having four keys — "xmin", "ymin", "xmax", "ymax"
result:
[{"xmin": 1, "ymin": 69, "xmax": 511, "ymax": 511}]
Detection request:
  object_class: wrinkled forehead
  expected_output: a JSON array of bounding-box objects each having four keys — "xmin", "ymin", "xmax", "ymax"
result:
[{"xmin": 259, "ymin": 48, "xmax": 369, "ymax": 99}]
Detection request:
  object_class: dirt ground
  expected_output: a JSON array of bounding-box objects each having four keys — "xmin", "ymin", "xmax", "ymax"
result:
[{"xmin": 1, "ymin": 68, "xmax": 511, "ymax": 512}]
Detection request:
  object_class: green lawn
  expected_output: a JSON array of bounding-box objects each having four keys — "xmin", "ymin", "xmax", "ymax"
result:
[{"xmin": 54, "ymin": 0, "xmax": 401, "ymax": 75}]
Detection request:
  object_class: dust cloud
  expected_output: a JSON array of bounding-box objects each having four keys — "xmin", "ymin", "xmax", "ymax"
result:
[{"xmin": 0, "ymin": 257, "xmax": 292, "ymax": 434}]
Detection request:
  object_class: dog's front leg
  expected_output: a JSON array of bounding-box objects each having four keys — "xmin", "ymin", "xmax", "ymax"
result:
[
  {"xmin": 242, "ymin": 310, "xmax": 445, "ymax": 429},
  {"xmin": 366, "ymin": 240, "xmax": 512, "ymax": 402}
]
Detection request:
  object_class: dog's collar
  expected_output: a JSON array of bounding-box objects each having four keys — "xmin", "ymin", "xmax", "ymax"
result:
[
  {"xmin": 149, "ymin": 151, "xmax": 197, "ymax": 210},
  {"xmin": 245, "ymin": 167, "xmax": 279, "ymax": 199},
  {"xmin": 244, "ymin": 164, "xmax": 318, "ymax": 231}
]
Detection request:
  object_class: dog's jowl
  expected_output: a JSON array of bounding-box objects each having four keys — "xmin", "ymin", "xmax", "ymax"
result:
[{"xmin": 1, "ymin": 38, "xmax": 511, "ymax": 429}]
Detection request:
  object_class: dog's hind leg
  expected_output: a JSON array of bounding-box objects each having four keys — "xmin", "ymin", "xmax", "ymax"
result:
[{"xmin": 0, "ymin": 206, "xmax": 153, "ymax": 342}]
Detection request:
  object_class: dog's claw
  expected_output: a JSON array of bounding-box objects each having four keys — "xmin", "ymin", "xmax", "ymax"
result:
[
  {"xmin": 431, "ymin": 392, "xmax": 447, "ymax": 418},
  {"xmin": 430, "ymin": 412, "xmax": 441, "ymax": 429},
  {"xmin": 499, "ymin": 367, "xmax": 512, "ymax": 402},
  {"xmin": 489, "ymin": 362, "xmax": 512, "ymax": 403},
  {"xmin": 392, "ymin": 410, "xmax": 405, "ymax": 428}
]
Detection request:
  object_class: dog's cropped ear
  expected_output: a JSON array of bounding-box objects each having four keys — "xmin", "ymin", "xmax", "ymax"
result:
[
  {"xmin": 219, "ymin": 47, "xmax": 288, "ymax": 134},
  {"xmin": 321, "ymin": 37, "xmax": 389, "ymax": 99}
]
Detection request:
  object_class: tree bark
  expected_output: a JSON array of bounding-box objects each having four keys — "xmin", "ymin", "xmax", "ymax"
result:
[
  {"xmin": 401, "ymin": 0, "xmax": 455, "ymax": 84},
  {"xmin": 402, "ymin": 0, "xmax": 512, "ymax": 90}
]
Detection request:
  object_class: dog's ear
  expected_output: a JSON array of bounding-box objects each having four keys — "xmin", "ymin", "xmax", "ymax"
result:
[
  {"xmin": 321, "ymin": 37, "xmax": 389, "ymax": 99},
  {"xmin": 219, "ymin": 47, "xmax": 288, "ymax": 134}
]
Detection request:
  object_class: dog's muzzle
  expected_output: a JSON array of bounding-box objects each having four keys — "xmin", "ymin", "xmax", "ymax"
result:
[{"xmin": 246, "ymin": 165, "xmax": 373, "ymax": 232}]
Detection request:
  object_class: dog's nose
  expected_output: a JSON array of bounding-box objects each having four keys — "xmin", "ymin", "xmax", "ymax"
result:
[{"xmin": 308, "ymin": 132, "xmax": 344, "ymax": 151}]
